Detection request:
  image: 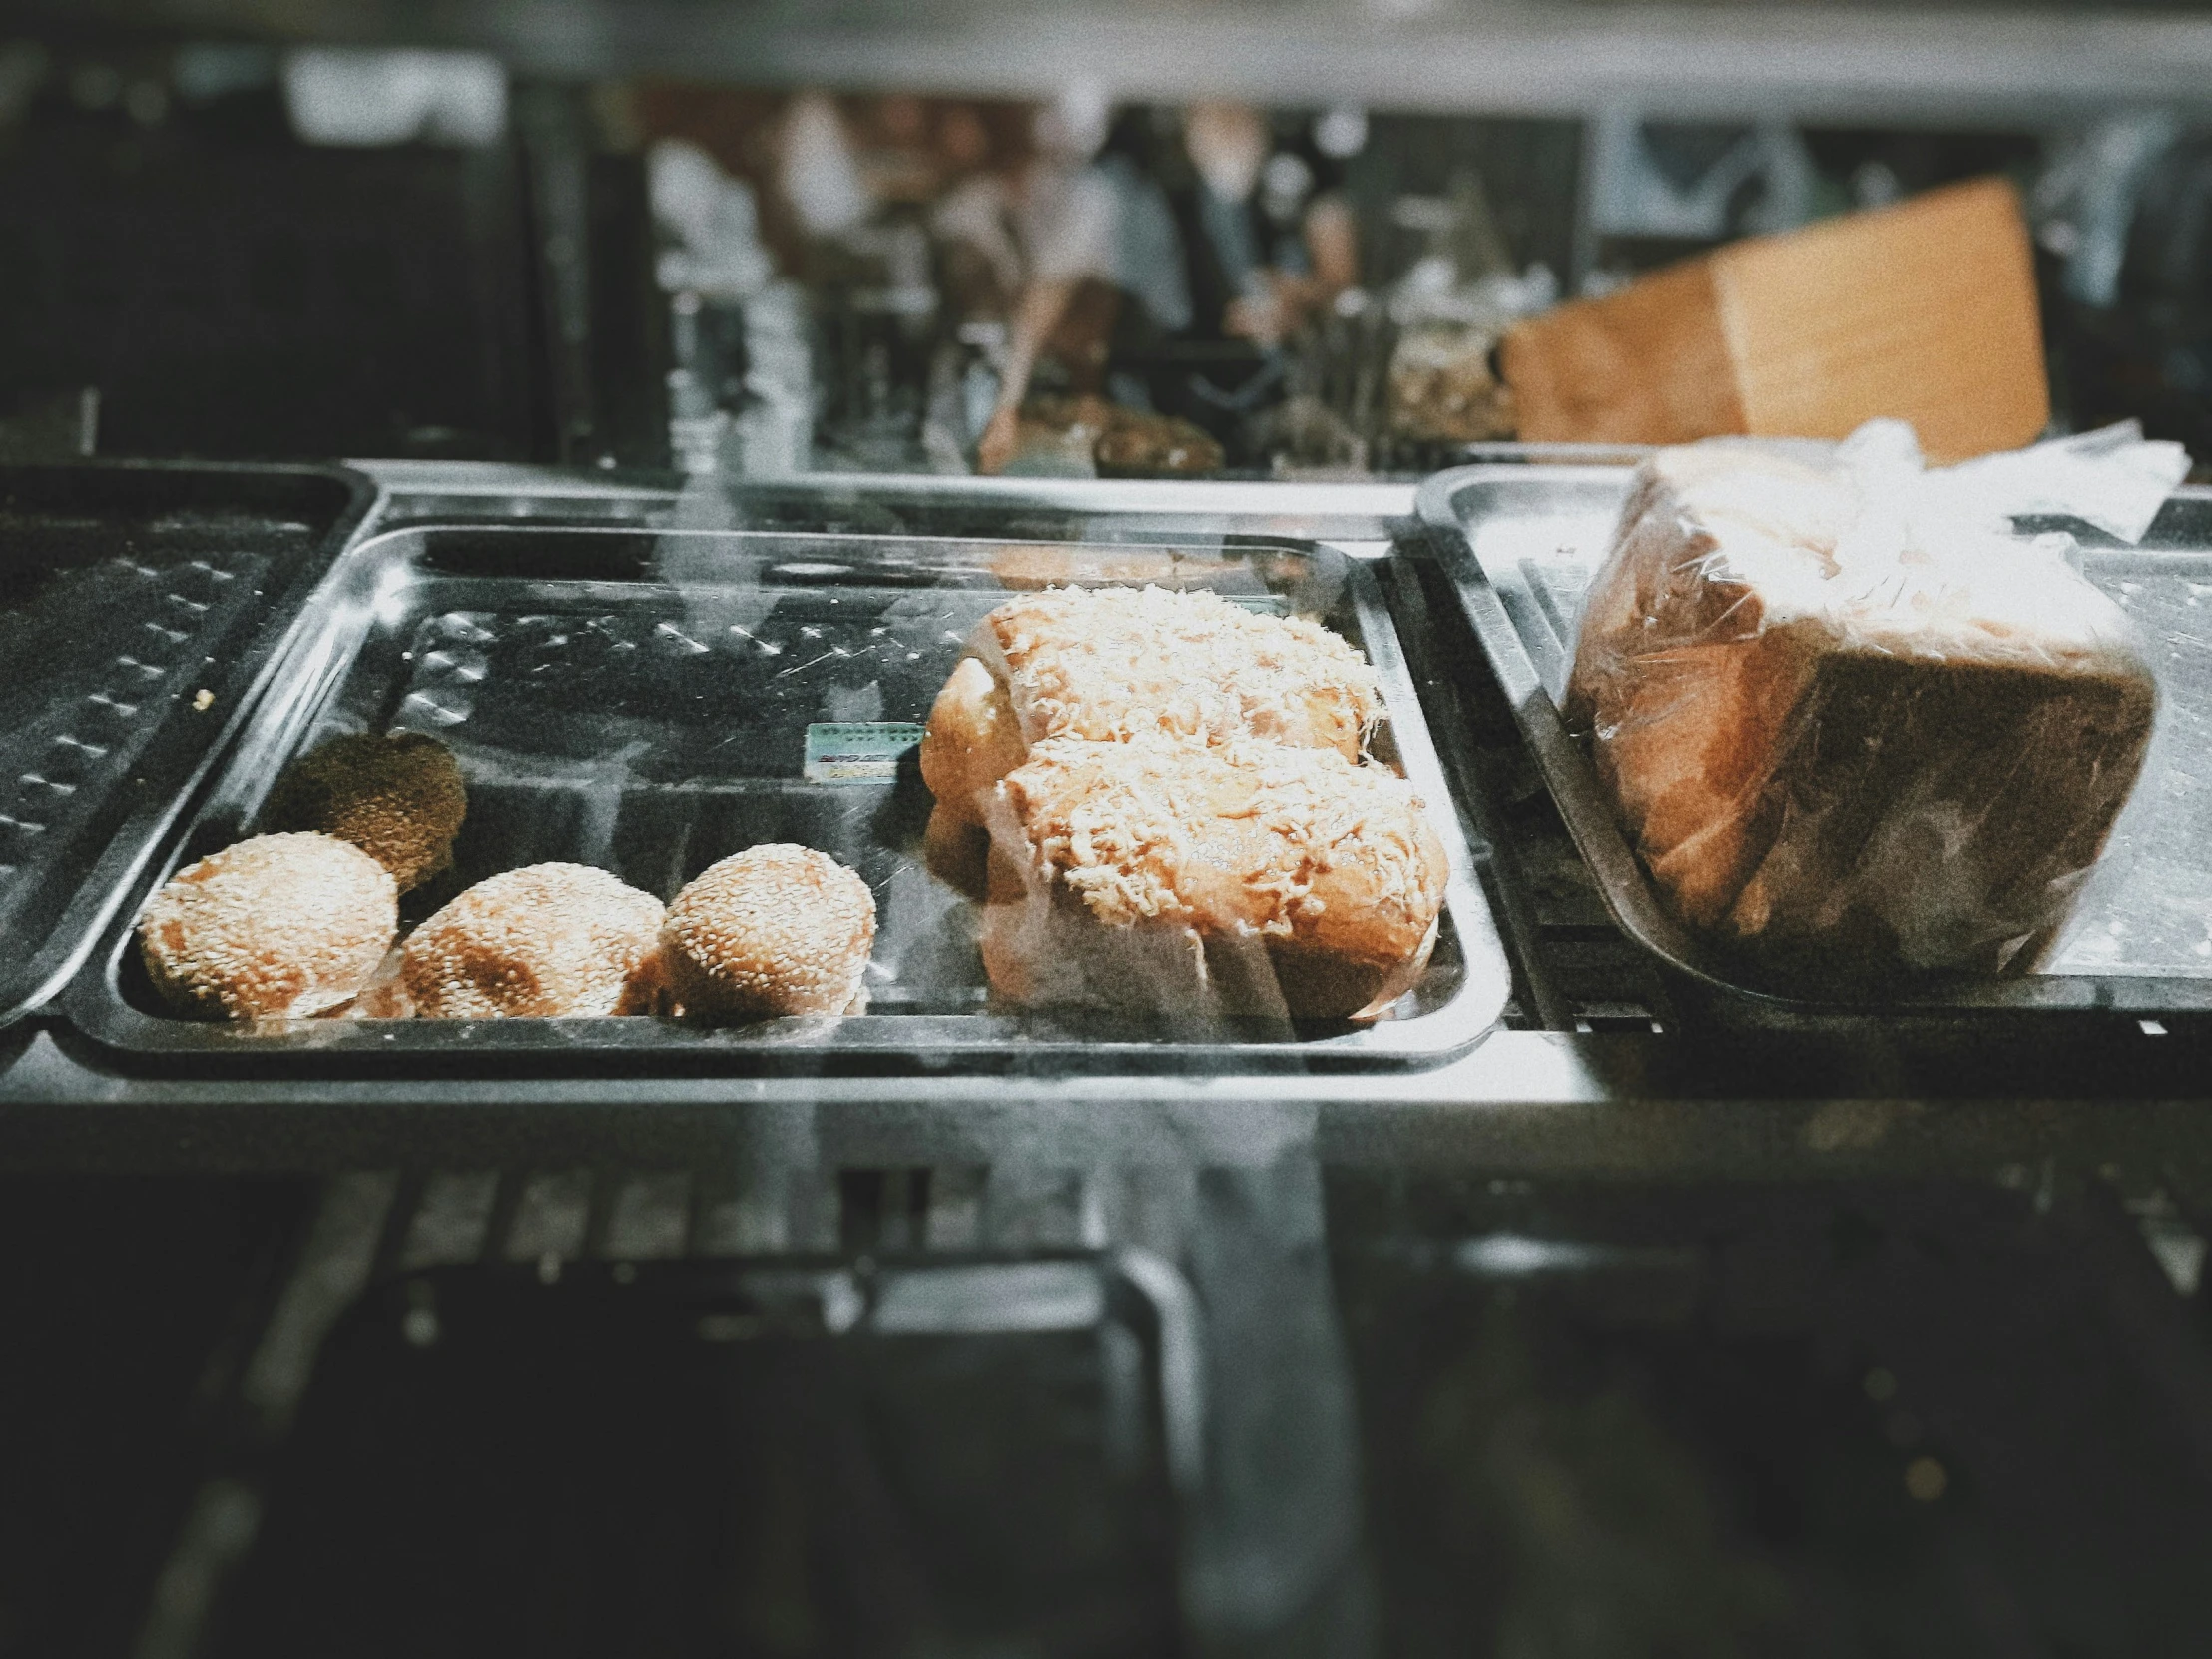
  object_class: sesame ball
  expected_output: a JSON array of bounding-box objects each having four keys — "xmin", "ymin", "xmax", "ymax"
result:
[
  {"xmin": 662, "ymin": 844, "xmax": 876, "ymax": 1021},
  {"xmin": 403, "ymin": 863, "xmax": 665, "ymax": 1019},
  {"xmin": 139, "ymin": 832, "xmax": 398, "ymax": 1020},
  {"xmin": 261, "ymin": 731, "xmax": 467, "ymax": 892}
]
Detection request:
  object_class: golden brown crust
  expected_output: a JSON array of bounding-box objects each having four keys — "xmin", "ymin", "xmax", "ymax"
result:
[
  {"xmin": 662, "ymin": 844, "xmax": 876, "ymax": 1021},
  {"xmin": 922, "ymin": 585, "xmax": 1381, "ymax": 825},
  {"xmin": 261, "ymin": 731, "xmax": 468, "ymax": 892},
  {"xmin": 918, "ymin": 656, "xmax": 1031, "ymax": 829},
  {"xmin": 139, "ymin": 832, "xmax": 398, "ymax": 1020},
  {"xmin": 982, "ymin": 734, "xmax": 1448, "ymax": 1019},
  {"xmin": 401, "ymin": 863, "xmax": 665, "ymax": 1019}
]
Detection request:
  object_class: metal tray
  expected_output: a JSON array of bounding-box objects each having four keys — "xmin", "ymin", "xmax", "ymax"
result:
[
  {"xmin": 0, "ymin": 461, "xmax": 375, "ymax": 1028},
  {"xmin": 68, "ymin": 523, "xmax": 1509, "ymax": 1068},
  {"xmin": 1420, "ymin": 463, "xmax": 2212, "ymax": 1014}
]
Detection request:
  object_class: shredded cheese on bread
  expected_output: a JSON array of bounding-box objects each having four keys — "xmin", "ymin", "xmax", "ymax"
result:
[
  {"xmin": 979, "ymin": 585, "xmax": 1380, "ymax": 755},
  {"xmin": 996, "ymin": 733, "xmax": 1445, "ymax": 966}
]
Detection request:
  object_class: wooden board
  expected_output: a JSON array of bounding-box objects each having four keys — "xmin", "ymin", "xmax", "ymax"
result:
[{"xmin": 1503, "ymin": 178, "xmax": 2049, "ymax": 464}]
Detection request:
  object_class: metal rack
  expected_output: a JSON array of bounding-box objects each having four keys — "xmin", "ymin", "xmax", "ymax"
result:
[{"xmin": 25, "ymin": 2, "xmax": 2212, "ymax": 123}]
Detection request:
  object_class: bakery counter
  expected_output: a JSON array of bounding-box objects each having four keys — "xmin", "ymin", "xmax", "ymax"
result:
[
  {"xmin": 6, "ymin": 1016, "xmax": 2212, "ymax": 1185},
  {"xmin": 1, "ymin": 460, "xmax": 2208, "ymax": 1182},
  {"xmin": 12, "ymin": 468, "xmax": 2212, "ymax": 1659}
]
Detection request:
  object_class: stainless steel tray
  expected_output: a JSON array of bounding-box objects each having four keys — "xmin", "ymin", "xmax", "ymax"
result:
[
  {"xmin": 1420, "ymin": 463, "xmax": 2212, "ymax": 1014},
  {"xmin": 68, "ymin": 523, "xmax": 1510, "ymax": 1067}
]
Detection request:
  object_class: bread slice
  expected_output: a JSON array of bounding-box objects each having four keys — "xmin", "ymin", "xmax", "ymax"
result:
[{"xmin": 1566, "ymin": 442, "xmax": 2157, "ymax": 977}]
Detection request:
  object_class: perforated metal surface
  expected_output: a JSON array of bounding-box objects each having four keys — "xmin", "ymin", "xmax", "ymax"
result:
[{"xmin": 0, "ymin": 464, "xmax": 373, "ymax": 1025}]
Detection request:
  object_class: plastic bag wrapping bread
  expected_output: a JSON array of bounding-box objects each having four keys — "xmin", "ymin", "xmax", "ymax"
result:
[
  {"xmin": 1564, "ymin": 421, "xmax": 2171, "ymax": 979},
  {"xmin": 976, "ymin": 733, "xmax": 1449, "ymax": 1022}
]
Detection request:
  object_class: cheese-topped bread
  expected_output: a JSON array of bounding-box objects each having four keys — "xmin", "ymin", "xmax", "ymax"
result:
[
  {"xmin": 919, "ymin": 585, "xmax": 1381, "ymax": 828},
  {"xmin": 979, "ymin": 733, "xmax": 1447, "ymax": 1021}
]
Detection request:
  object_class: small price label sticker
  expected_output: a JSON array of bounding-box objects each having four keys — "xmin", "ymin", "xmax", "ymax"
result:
[{"xmin": 803, "ymin": 722, "xmax": 925, "ymax": 781}]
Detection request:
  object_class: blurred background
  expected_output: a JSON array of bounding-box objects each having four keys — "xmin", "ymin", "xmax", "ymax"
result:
[{"xmin": 5, "ymin": 0, "xmax": 2211, "ymax": 478}]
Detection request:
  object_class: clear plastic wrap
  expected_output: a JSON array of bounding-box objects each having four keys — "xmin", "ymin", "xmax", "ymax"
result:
[
  {"xmin": 1564, "ymin": 422, "xmax": 2171, "ymax": 979},
  {"xmin": 975, "ymin": 732, "xmax": 1449, "ymax": 1023}
]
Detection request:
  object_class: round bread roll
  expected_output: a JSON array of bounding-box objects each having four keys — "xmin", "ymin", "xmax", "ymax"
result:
[
  {"xmin": 662, "ymin": 844, "xmax": 876, "ymax": 1021},
  {"xmin": 919, "ymin": 585, "xmax": 1381, "ymax": 828},
  {"xmin": 261, "ymin": 730, "xmax": 467, "ymax": 892},
  {"xmin": 139, "ymin": 832, "xmax": 398, "ymax": 1019},
  {"xmin": 982, "ymin": 734, "xmax": 1448, "ymax": 1021},
  {"xmin": 402, "ymin": 863, "xmax": 664, "ymax": 1018}
]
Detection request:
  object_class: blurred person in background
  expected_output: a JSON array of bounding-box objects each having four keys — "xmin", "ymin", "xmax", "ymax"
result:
[
  {"xmin": 968, "ymin": 89, "xmax": 1189, "ymax": 473},
  {"xmin": 1179, "ymin": 100, "xmax": 1359, "ymax": 350},
  {"xmin": 635, "ymin": 85, "xmax": 1024, "ymax": 282},
  {"xmin": 1147, "ymin": 99, "xmax": 1361, "ymax": 450},
  {"xmin": 928, "ymin": 101, "xmax": 1033, "ymax": 324},
  {"xmin": 969, "ymin": 97, "xmax": 1364, "ymax": 471}
]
